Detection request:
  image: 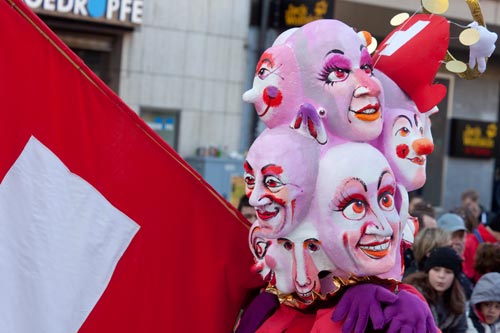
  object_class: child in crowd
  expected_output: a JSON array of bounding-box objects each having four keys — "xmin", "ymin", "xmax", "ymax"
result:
[
  {"xmin": 438, "ymin": 213, "xmax": 473, "ymax": 299},
  {"xmin": 404, "ymin": 246, "xmax": 467, "ymax": 333},
  {"xmin": 467, "ymin": 272, "xmax": 500, "ymax": 333}
]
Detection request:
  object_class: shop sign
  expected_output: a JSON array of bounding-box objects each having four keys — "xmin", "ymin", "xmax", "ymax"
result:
[
  {"xmin": 272, "ymin": 0, "xmax": 334, "ymax": 28},
  {"xmin": 23, "ymin": 0, "xmax": 143, "ymax": 26},
  {"xmin": 449, "ymin": 118, "xmax": 497, "ymax": 159}
]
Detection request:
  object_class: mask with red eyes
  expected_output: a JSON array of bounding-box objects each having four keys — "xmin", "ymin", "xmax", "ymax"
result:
[
  {"xmin": 372, "ymin": 70, "xmax": 436, "ymax": 191},
  {"xmin": 285, "ymin": 19, "xmax": 384, "ymax": 143},
  {"xmin": 244, "ymin": 127, "xmax": 320, "ymax": 238},
  {"xmin": 311, "ymin": 142, "xmax": 402, "ymax": 278}
]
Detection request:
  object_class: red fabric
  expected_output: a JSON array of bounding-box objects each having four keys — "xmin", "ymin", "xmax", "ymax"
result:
[
  {"xmin": 463, "ymin": 224, "xmax": 498, "ymax": 282},
  {"xmin": 256, "ymin": 305, "xmax": 341, "ymax": 333},
  {"xmin": 255, "ymin": 283, "xmax": 434, "ymax": 333},
  {"xmin": 0, "ymin": 1, "xmax": 260, "ymax": 332},
  {"xmin": 372, "ymin": 14, "xmax": 449, "ymax": 113}
]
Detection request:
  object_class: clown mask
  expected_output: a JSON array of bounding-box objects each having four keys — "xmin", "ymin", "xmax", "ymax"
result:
[
  {"xmin": 312, "ymin": 143, "xmax": 401, "ymax": 277},
  {"xmin": 374, "ymin": 71, "xmax": 435, "ymax": 191},
  {"xmin": 243, "ymin": 30, "xmax": 302, "ymax": 129},
  {"xmin": 244, "ymin": 127, "xmax": 319, "ymax": 238},
  {"xmin": 288, "ymin": 19, "xmax": 384, "ymax": 142},
  {"xmin": 265, "ymin": 221, "xmax": 332, "ymax": 303}
]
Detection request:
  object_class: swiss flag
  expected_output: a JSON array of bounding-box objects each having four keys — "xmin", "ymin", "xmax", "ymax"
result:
[{"xmin": 0, "ymin": 1, "xmax": 259, "ymax": 332}]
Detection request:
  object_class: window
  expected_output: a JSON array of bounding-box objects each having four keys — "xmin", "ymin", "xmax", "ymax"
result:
[
  {"xmin": 52, "ymin": 29, "xmax": 123, "ymax": 92},
  {"xmin": 140, "ymin": 108, "xmax": 180, "ymax": 150}
]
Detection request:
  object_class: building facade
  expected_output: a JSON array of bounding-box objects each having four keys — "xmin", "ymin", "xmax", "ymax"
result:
[{"xmin": 27, "ymin": 0, "xmax": 500, "ymax": 213}]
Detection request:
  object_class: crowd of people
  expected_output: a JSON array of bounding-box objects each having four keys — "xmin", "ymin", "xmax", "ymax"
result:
[{"xmin": 402, "ymin": 189, "xmax": 500, "ymax": 332}]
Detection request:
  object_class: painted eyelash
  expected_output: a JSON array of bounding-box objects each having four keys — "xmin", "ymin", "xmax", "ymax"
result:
[
  {"xmin": 317, "ymin": 65, "xmax": 349, "ymax": 85},
  {"xmin": 378, "ymin": 189, "xmax": 395, "ymax": 198},
  {"xmin": 333, "ymin": 192, "xmax": 363, "ymax": 212}
]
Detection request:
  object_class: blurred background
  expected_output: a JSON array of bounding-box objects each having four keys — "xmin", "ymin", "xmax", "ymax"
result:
[{"xmin": 26, "ymin": 0, "xmax": 500, "ymax": 213}]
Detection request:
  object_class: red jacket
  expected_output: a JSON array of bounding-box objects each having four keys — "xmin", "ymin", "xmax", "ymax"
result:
[{"xmin": 463, "ymin": 224, "xmax": 498, "ymax": 282}]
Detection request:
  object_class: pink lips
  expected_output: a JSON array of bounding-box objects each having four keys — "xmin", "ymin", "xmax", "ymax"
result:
[{"xmin": 408, "ymin": 156, "xmax": 425, "ymax": 165}]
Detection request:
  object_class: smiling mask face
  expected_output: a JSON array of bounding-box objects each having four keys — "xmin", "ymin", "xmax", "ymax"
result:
[
  {"xmin": 244, "ymin": 128, "xmax": 319, "ymax": 238},
  {"xmin": 312, "ymin": 143, "xmax": 401, "ymax": 277},
  {"xmin": 288, "ymin": 20, "xmax": 384, "ymax": 142}
]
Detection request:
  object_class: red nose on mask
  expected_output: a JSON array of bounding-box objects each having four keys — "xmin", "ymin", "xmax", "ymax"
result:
[{"xmin": 413, "ymin": 138, "xmax": 434, "ymax": 155}]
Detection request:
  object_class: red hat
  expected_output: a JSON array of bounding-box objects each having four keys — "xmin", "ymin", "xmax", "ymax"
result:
[{"xmin": 372, "ymin": 14, "xmax": 450, "ymax": 113}]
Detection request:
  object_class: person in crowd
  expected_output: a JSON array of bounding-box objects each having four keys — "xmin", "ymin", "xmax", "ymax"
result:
[
  {"xmin": 403, "ymin": 199, "xmax": 437, "ymax": 278},
  {"xmin": 438, "ymin": 213, "xmax": 467, "ymax": 257},
  {"xmin": 409, "ymin": 194, "xmax": 425, "ymax": 213},
  {"xmin": 438, "ymin": 213, "xmax": 473, "ymax": 299},
  {"xmin": 461, "ymin": 189, "xmax": 495, "ymax": 225},
  {"xmin": 238, "ymin": 194, "xmax": 257, "ymax": 223},
  {"xmin": 466, "ymin": 272, "xmax": 500, "ymax": 333},
  {"xmin": 474, "ymin": 243, "xmax": 500, "ymax": 280},
  {"xmin": 404, "ymin": 227, "xmax": 451, "ymax": 278},
  {"xmin": 411, "ymin": 200, "xmax": 438, "ymax": 230},
  {"xmin": 463, "ymin": 214, "xmax": 500, "ymax": 283},
  {"xmin": 404, "ymin": 246, "xmax": 467, "ymax": 333},
  {"xmin": 454, "ymin": 206, "xmax": 479, "ymax": 234}
]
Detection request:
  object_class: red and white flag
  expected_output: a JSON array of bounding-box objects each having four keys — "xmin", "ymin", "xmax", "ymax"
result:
[{"xmin": 0, "ymin": 1, "xmax": 258, "ymax": 332}]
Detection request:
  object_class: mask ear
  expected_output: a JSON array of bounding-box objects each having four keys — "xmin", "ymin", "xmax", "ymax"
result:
[
  {"xmin": 395, "ymin": 184, "xmax": 408, "ymax": 216},
  {"xmin": 396, "ymin": 184, "xmax": 417, "ymax": 245}
]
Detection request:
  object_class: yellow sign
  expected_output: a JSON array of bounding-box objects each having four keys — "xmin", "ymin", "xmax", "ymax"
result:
[
  {"xmin": 462, "ymin": 123, "xmax": 497, "ymax": 149},
  {"xmin": 284, "ymin": 0, "xmax": 329, "ymax": 27}
]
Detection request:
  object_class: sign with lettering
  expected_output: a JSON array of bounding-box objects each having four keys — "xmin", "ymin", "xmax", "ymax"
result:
[
  {"xmin": 449, "ymin": 118, "xmax": 497, "ymax": 159},
  {"xmin": 271, "ymin": 0, "xmax": 334, "ymax": 28},
  {"xmin": 23, "ymin": 0, "xmax": 143, "ymax": 27}
]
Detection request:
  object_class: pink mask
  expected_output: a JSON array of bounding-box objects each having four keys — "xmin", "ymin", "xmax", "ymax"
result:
[
  {"xmin": 243, "ymin": 30, "xmax": 302, "ymax": 129},
  {"xmin": 288, "ymin": 20, "xmax": 384, "ymax": 142},
  {"xmin": 244, "ymin": 127, "xmax": 320, "ymax": 238},
  {"xmin": 374, "ymin": 71, "xmax": 436, "ymax": 191},
  {"xmin": 312, "ymin": 143, "xmax": 401, "ymax": 277},
  {"xmin": 252, "ymin": 220, "xmax": 333, "ymax": 304}
]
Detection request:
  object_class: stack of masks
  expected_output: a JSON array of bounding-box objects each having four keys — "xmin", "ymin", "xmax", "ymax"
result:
[{"xmin": 242, "ymin": 9, "xmax": 495, "ymax": 311}]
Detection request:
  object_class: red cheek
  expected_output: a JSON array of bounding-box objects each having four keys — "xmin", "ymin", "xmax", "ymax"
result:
[
  {"xmin": 263, "ymin": 86, "xmax": 283, "ymax": 107},
  {"xmin": 396, "ymin": 144, "xmax": 410, "ymax": 158},
  {"xmin": 342, "ymin": 233, "xmax": 348, "ymax": 247}
]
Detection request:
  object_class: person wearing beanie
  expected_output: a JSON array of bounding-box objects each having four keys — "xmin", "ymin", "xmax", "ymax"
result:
[
  {"xmin": 404, "ymin": 246, "xmax": 467, "ymax": 333},
  {"xmin": 467, "ymin": 272, "xmax": 500, "ymax": 333},
  {"xmin": 463, "ymin": 214, "xmax": 500, "ymax": 283},
  {"xmin": 438, "ymin": 213, "xmax": 474, "ymax": 299}
]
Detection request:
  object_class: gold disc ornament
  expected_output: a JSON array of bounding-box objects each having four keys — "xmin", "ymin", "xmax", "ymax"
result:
[
  {"xmin": 422, "ymin": 0, "xmax": 449, "ymax": 14},
  {"xmin": 390, "ymin": 13, "xmax": 410, "ymax": 26},
  {"xmin": 446, "ymin": 60, "xmax": 467, "ymax": 73},
  {"xmin": 459, "ymin": 28, "xmax": 480, "ymax": 46}
]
